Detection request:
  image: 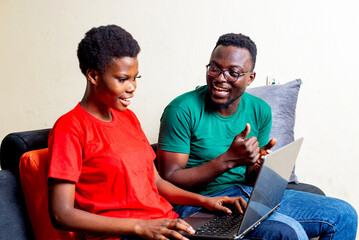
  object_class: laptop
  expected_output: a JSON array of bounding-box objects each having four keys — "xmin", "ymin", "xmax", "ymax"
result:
[{"xmin": 183, "ymin": 138, "xmax": 304, "ymax": 239}]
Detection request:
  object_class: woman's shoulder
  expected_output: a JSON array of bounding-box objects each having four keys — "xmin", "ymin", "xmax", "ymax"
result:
[{"xmin": 51, "ymin": 104, "xmax": 86, "ymax": 134}]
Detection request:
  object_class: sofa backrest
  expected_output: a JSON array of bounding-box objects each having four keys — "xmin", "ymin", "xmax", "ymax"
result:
[
  {"xmin": 0, "ymin": 128, "xmax": 51, "ymax": 179},
  {"xmin": 0, "ymin": 129, "xmax": 51, "ymax": 240}
]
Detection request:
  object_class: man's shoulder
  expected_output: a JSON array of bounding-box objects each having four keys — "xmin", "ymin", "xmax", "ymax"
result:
[
  {"xmin": 242, "ymin": 92, "xmax": 271, "ymax": 110},
  {"xmin": 167, "ymin": 85, "xmax": 207, "ymax": 110}
]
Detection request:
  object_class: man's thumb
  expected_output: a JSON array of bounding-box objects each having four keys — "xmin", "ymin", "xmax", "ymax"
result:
[{"xmin": 238, "ymin": 123, "xmax": 250, "ymax": 140}]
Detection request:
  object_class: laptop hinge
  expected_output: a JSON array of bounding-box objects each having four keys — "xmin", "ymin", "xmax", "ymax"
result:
[{"xmin": 234, "ymin": 204, "xmax": 281, "ymax": 240}]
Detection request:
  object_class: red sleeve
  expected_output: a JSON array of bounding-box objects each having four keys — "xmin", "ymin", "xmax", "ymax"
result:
[{"xmin": 48, "ymin": 115, "xmax": 84, "ymax": 183}]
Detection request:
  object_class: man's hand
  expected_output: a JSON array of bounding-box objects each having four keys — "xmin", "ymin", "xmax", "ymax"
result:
[
  {"xmin": 253, "ymin": 138, "xmax": 277, "ymax": 173},
  {"xmin": 223, "ymin": 123, "xmax": 260, "ymax": 169},
  {"xmin": 202, "ymin": 196, "xmax": 247, "ymax": 215},
  {"xmin": 135, "ymin": 218, "xmax": 195, "ymax": 240}
]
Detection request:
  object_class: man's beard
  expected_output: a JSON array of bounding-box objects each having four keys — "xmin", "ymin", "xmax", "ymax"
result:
[{"xmin": 209, "ymin": 94, "xmax": 241, "ymax": 109}]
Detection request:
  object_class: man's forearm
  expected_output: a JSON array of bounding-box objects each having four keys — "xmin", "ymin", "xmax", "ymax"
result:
[{"xmin": 163, "ymin": 156, "xmax": 229, "ymax": 190}]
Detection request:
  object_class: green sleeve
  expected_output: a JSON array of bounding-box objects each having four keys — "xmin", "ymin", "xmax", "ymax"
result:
[
  {"xmin": 158, "ymin": 105, "xmax": 192, "ymax": 154},
  {"xmin": 257, "ymin": 105, "xmax": 272, "ymax": 148}
]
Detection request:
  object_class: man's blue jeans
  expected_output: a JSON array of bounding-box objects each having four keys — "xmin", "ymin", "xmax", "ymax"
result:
[{"xmin": 176, "ymin": 185, "xmax": 358, "ymax": 240}]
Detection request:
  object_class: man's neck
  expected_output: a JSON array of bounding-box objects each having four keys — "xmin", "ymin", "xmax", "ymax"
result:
[{"xmin": 212, "ymin": 96, "xmax": 242, "ymax": 117}]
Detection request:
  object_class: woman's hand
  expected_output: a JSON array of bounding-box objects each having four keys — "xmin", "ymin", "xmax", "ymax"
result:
[
  {"xmin": 202, "ymin": 196, "xmax": 247, "ymax": 215},
  {"xmin": 134, "ymin": 218, "xmax": 195, "ymax": 240}
]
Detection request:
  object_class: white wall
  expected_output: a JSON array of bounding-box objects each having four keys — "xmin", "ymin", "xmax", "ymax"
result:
[{"xmin": 1, "ymin": 0, "xmax": 358, "ymax": 235}]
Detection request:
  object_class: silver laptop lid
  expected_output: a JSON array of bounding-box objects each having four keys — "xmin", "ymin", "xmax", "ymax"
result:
[{"xmin": 236, "ymin": 138, "xmax": 304, "ymax": 238}]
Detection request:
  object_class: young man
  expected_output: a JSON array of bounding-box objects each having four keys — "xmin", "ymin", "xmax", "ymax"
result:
[{"xmin": 157, "ymin": 33, "xmax": 358, "ymax": 240}]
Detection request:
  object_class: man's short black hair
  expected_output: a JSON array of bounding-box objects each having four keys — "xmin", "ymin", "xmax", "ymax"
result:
[
  {"xmin": 77, "ymin": 24, "xmax": 140, "ymax": 75},
  {"xmin": 214, "ymin": 33, "xmax": 257, "ymax": 70}
]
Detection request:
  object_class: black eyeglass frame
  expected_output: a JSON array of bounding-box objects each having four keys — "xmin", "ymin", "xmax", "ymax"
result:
[{"xmin": 206, "ymin": 64, "xmax": 251, "ymax": 82}]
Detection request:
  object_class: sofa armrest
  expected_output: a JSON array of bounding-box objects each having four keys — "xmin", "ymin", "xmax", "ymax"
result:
[
  {"xmin": 0, "ymin": 170, "xmax": 34, "ymax": 240},
  {"xmin": 0, "ymin": 129, "xmax": 51, "ymax": 179}
]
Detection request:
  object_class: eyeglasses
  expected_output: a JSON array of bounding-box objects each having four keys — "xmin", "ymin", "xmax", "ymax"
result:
[{"xmin": 206, "ymin": 64, "xmax": 251, "ymax": 82}]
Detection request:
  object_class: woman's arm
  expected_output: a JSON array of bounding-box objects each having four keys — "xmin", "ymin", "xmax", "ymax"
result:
[
  {"xmin": 48, "ymin": 178, "xmax": 194, "ymax": 240},
  {"xmin": 154, "ymin": 165, "xmax": 247, "ymax": 214}
]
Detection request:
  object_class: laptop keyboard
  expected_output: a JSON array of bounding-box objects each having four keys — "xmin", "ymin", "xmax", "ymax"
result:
[{"xmin": 195, "ymin": 210, "xmax": 244, "ymax": 236}]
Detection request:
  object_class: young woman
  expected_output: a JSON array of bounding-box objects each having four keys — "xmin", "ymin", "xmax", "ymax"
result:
[{"xmin": 48, "ymin": 25, "xmax": 246, "ymax": 240}]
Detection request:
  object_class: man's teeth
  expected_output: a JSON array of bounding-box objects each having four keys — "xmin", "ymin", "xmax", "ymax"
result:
[{"xmin": 214, "ymin": 85, "xmax": 228, "ymax": 92}]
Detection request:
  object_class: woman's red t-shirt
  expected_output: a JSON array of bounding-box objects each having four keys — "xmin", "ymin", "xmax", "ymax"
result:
[{"xmin": 48, "ymin": 104, "xmax": 178, "ymax": 221}]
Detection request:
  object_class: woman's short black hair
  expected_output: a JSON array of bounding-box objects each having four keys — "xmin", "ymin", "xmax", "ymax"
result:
[
  {"xmin": 77, "ymin": 25, "xmax": 141, "ymax": 75},
  {"xmin": 214, "ymin": 33, "xmax": 257, "ymax": 70}
]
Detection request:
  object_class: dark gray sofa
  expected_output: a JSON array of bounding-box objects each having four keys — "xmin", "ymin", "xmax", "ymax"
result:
[{"xmin": 0, "ymin": 128, "xmax": 50, "ymax": 240}]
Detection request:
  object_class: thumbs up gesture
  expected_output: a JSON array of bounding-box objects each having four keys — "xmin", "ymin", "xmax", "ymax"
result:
[{"xmin": 223, "ymin": 123, "xmax": 260, "ymax": 169}]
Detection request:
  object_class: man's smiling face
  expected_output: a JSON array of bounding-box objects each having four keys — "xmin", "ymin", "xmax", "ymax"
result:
[{"xmin": 206, "ymin": 45, "xmax": 256, "ymax": 116}]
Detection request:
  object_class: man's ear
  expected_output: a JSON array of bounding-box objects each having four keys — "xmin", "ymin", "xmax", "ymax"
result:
[
  {"xmin": 86, "ymin": 69, "xmax": 99, "ymax": 85},
  {"xmin": 247, "ymin": 71, "xmax": 256, "ymax": 86}
]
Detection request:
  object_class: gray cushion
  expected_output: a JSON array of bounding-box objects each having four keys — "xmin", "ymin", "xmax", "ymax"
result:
[{"xmin": 246, "ymin": 79, "xmax": 302, "ymax": 183}]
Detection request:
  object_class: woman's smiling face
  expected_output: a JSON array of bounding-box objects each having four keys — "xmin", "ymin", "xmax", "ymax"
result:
[{"xmin": 93, "ymin": 57, "xmax": 140, "ymax": 112}]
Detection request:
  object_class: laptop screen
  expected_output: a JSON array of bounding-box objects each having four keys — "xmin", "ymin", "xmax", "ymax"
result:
[
  {"xmin": 237, "ymin": 138, "xmax": 303, "ymax": 237},
  {"xmin": 237, "ymin": 165, "xmax": 287, "ymax": 235}
]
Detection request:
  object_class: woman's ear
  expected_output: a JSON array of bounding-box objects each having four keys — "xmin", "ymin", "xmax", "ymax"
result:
[{"xmin": 86, "ymin": 69, "xmax": 99, "ymax": 85}]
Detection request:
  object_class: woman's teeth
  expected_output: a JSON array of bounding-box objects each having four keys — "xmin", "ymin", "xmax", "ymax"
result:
[{"xmin": 119, "ymin": 98, "xmax": 131, "ymax": 106}]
